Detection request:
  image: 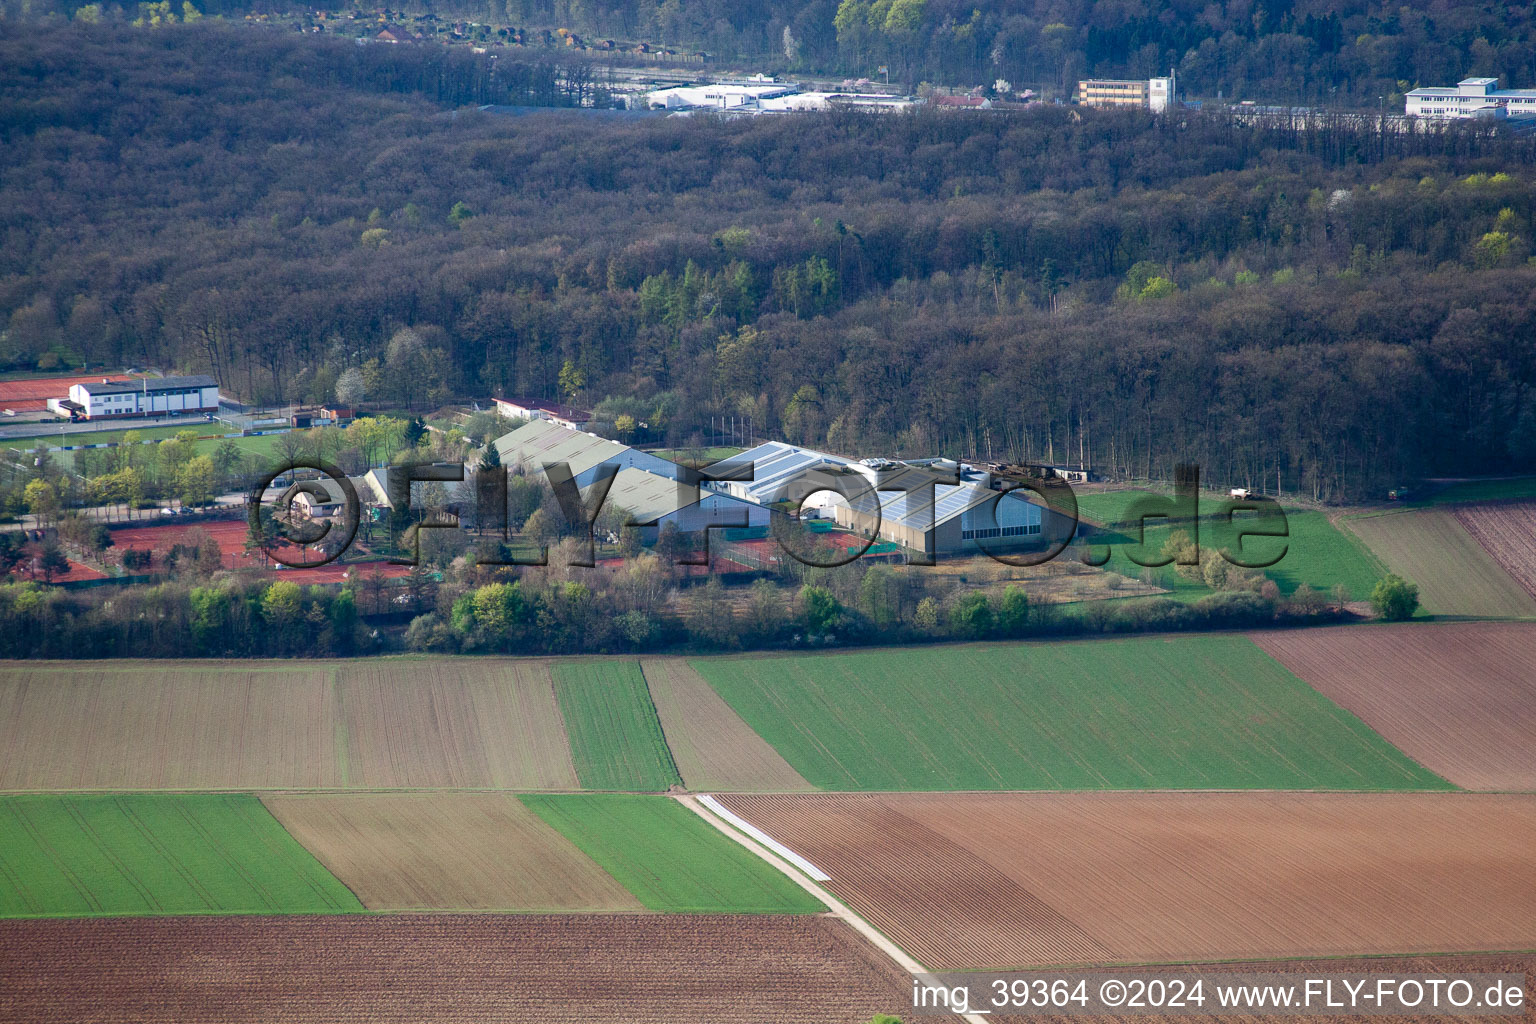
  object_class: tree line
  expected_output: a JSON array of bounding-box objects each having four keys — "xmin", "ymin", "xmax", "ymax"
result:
[
  {"xmin": 6, "ymin": 24, "xmax": 1536, "ymax": 499},
  {"xmin": 12, "ymin": 0, "xmax": 1536, "ymax": 105}
]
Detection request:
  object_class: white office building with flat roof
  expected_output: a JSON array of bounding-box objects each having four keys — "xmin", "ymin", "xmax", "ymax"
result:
[{"xmin": 1406, "ymin": 77, "xmax": 1536, "ymax": 118}]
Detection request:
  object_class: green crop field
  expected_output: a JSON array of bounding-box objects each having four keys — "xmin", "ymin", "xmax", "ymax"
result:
[
  {"xmin": 0, "ymin": 794, "xmax": 361, "ymax": 917},
  {"xmin": 691, "ymin": 637, "xmax": 1451, "ymax": 792},
  {"xmin": 521, "ymin": 794, "xmax": 824, "ymax": 914},
  {"xmin": 1410, "ymin": 477, "xmax": 1536, "ymax": 506},
  {"xmin": 550, "ymin": 661, "xmax": 681, "ymax": 792}
]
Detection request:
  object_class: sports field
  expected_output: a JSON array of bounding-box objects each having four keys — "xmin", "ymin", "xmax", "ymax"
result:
[
  {"xmin": 641, "ymin": 659, "xmax": 814, "ymax": 793},
  {"xmin": 0, "ymin": 794, "xmax": 360, "ymax": 917},
  {"xmin": 550, "ymin": 662, "xmax": 680, "ymax": 791},
  {"xmin": 263, "ymin": 793, "xmax": 641, "ymax": 912},
  {"xmin": 0, "ymin": 373, "xmax": 133, "ymax": 412},
  {"xmin": 1343, "ymin": 507, "xmax": 1536, "ymax": 616},
  {"xmin": 691, "ymin": 636, "xmax": 1450, "ymax": 791},
  {"xmin": 0, "ymin": 660, "xmax": 580, "ymax": 790},
  {"xmin": 109, "ymin": 519, "xmax": 264, "ymax": 570},
  {"xmin": 521, "ymin": 795, "xmax": 824, "ymax": 914},
  {"xmin": 724, "ymin": 791, "xmax": 1536, "ymax": 968},
  {"xmin": 1254, "ymin": 623, "xmax": 1536, "ymax": 791}
]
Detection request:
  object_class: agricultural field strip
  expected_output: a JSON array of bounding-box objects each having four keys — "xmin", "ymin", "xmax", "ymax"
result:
[
  {"xmin": 641, "ymin": 658, "xmax": 814, "ymax": 793},
  {"xmin": 690, "ymin": 635, "xmax": 1450, "ymax": 791},
  {"xmin": 0, "ymin": 914, "xmax": 918, "ymax": 1024},
  {"xmin": 1253, "ymin": 623, "xmax": 1536, "ymax": 792},
  {"xmin": 721, "ymin": 793, "xmax": 1114, "ymax": 970},
  {"xmin": 0, "ymin": 659, "xmax": 580, "ymax": 791},
  {"xmin": 0, "ymin": 794, "xmax": 362, "ymax": 918},
  {"xmin": 697, "ymin": 795, "xmax": 829, "ymax": 880},
  {"xmin": 261, "ymin": 792, "xmax": 643, "ymax": 912},
  {"xmin": 550, "ymin": 661, "xmax": 681, "ymax": 792},
  {"xmin": 1341, "ymin": 507, "xmax": 1536, "ymax": 616},
  {"xmin": 722, "ymin": 792, "xmax": 1536, "ymax": 968},
  {"xmin": 520, "ymin": 794, "xmax": 824, "ymax": 914},
  {"xmin": 679, "ymin": 794, "xmax": 996, "ymax": 1024},
  {"xmin": 1453, "ymin": 500, "xmax": 1536, "ymax": 600}
]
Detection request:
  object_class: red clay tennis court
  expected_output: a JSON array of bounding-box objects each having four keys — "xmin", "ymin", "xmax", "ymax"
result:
[
  {"xmin": 109, "ymin": 520, "xmax": 410, "ymax": 582},
  {"xmin": 0, "ymin": 373, "xmax": 134, "ymax": 412},
  {"xmin": 109, "ymin": 518, "xmax": 263, "ymax": 569}
]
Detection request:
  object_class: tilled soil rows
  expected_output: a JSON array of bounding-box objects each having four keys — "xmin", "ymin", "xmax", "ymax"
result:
[
  {"xmin": 724, "ymin": 792, "xmax": 1536, "ymax": 969},
  {"xmin": 1253, "ymin": 622, "xmax": 1536, "ymax": 791},
  {"xmin": 0, "ymin": 914, "xmax": 916, "ymax": 1024}
]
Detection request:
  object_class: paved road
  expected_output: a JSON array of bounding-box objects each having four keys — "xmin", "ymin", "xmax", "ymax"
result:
[{"xmin": 0, "ymin": 414, "xmax": 227, "ymax": 443}]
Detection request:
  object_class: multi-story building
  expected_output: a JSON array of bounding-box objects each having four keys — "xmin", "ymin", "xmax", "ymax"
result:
[
  {"xmin": 1405, "ymin": 77, "xmax": 1536, "ymax": 118},
  {"xmin": 1078, "ymin": 76, "xmax": 1176, "ymax": 113}
]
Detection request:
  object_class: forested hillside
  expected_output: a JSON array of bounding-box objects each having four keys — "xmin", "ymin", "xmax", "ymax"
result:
[
  {"xmin": 10, "ymin": 0, "xmax": 1536, "ymax": 104},
  {"xmin": 6, "ymin": 24, "xmax": 1536, "ymax": 498}
]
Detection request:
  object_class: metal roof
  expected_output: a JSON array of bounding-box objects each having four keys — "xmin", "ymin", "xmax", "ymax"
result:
[
  {"xmin": 78, "ymin": 375, "xmax": 217, "ymax": 395},
  {"xmin": 592, "ymin": 467, "xmax": 753, "ymax": 524},
  {"xmin": 718, "ymin": 441, "xmax": 852, "ymax": 504},
  {"xmin": 492, "ymin": 419, "xmax": 647, "ymax": 480}
]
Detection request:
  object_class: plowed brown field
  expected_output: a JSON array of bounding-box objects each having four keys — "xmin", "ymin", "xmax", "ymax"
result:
[
  {"xmin": 723, "ymin": 792, "xmax": 1536, "ymax": 969},
  {"xmin": 0, "ymin": 915, "xmax": 913, "ymax": 1024},
  {"xmin": 1253, "ymin": 623, "xmax": 1536, "ymax": 791},
  {"xmin": 262, "ymin": 793, "xmax": 641, "ymax": 911},
  {"xmin": 0, "ymin": 660, "xmax": 579, "ymax": 790},
  {"xmin": 641, "ymin": 658, "xmax": 814, "ymax": 793},
  {"xmin": 1455, "ymin": 501, "xmax": 1536, "ymax": 599}
]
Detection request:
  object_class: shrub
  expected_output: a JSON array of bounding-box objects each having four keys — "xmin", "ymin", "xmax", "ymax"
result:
[
  {"xmin": 1370, "ymin": 574, "xmax": 1420, "ymax": 621},
  {"xmin": 1191, "ymin": 590, "xmax": 1275, "ymax": 628}
]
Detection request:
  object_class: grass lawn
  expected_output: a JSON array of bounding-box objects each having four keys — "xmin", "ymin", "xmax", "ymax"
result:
[
  {"xmin": 520, "ymin": 794, "xmax": 824, "ymax": 913},
  {"xmin": 0, "ymin": 794, "xmax": 362, "ymax": 917},
  {"xmin": 1259, "ymin": 510, "xmax": 1385, "ymax": 599},
  {"xmin": 4, "ymin": 424, "xmax": 205, "ymax": 449},
  {"xmin": 1084, "ymin": 500, "xmax": 1381, "ymax": 601},
  {"xmin": 550, "ymin": 661, "xmax": 681, "ymax": 792},
  {"xmin": 648, "ymin": 446, "xmax": 745, "ymax": 465},
  {"xmin": 690, "ymin": 636, "xmax": 1452, "ymax": 792}
]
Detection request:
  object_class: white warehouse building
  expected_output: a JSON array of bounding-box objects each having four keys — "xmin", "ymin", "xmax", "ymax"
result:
[
  {"xmin": 62, "ymin": 375, "xmax": 220, "ymax": 420},
  {"xmin": 647, "ymin": 79, "xmax": 797, "ymax": 110},
  {"xmin": 1406, "ymin": 77, "xmax": 1536, "ymax": 118}
]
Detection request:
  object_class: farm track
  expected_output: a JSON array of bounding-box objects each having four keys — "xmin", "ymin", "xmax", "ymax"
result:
[
  {"xmin": 0, "ymin": 914, "xmax": 915, "ymax": 1023},
  {"xmin": 1253, "ymin": 622, "xmax": 1536, "ymax": 791},
  {"xmin": 723, "ymin": 792, "xmax": 1536, "ymax": 969}
]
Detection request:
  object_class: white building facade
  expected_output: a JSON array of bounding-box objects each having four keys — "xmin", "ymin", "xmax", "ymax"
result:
[
  {"xmin": 1406, "ymin": 78, "xmax": 1536, "ymax": 118},
  {"xmin": 66, "ymin": 376, "xmax": 219, "ymax": 420}
]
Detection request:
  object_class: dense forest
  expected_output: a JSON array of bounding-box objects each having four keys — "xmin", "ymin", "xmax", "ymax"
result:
[
  {"xmin": 10, "ymin": 0, "xmax": 1536, "ymax": 103},
  {"xmin": 6, "ymin": 24, "xmax": 1536, "ymax": 499}
]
